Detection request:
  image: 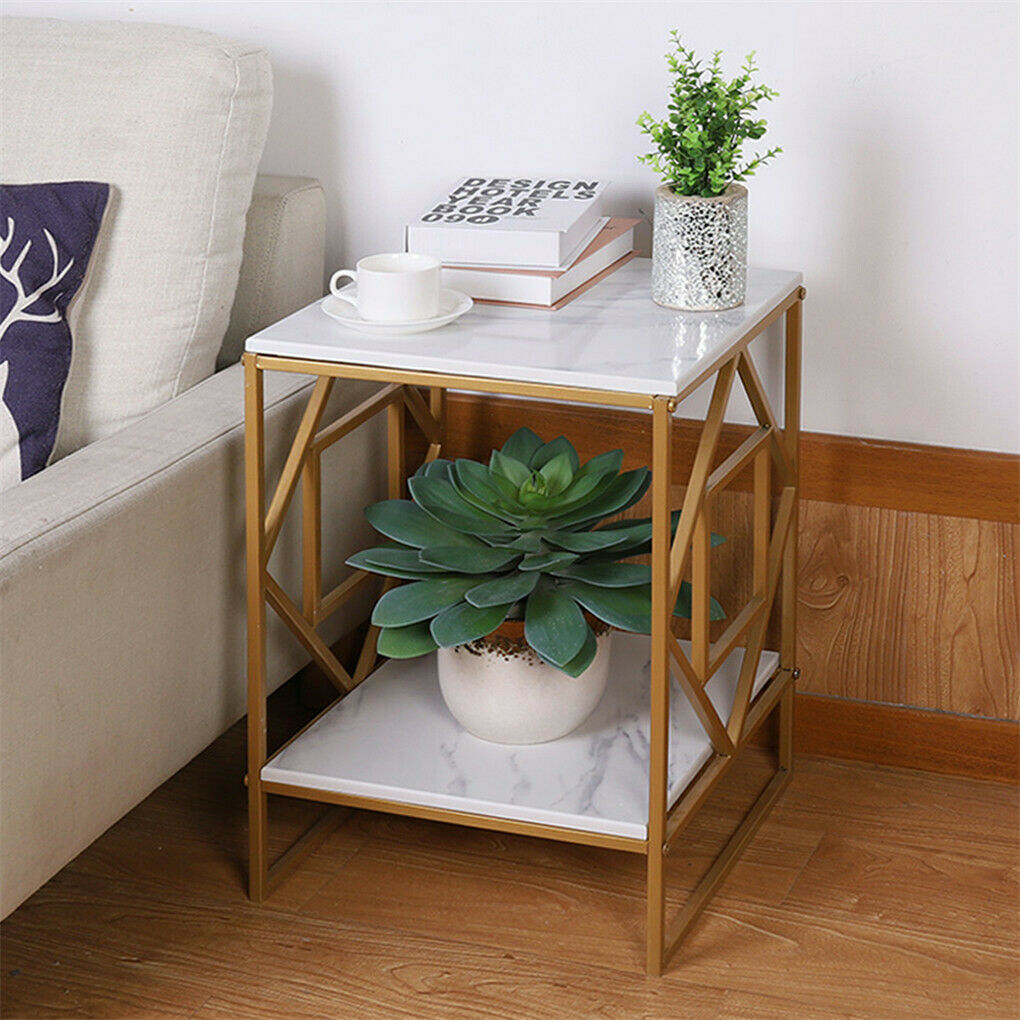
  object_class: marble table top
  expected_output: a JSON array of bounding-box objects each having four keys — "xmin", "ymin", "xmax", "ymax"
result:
[
  {"xmin": 262, "ymin": 634, "xmax": 779, "ymax": 840},
  {"xmin": 246, "ymin": 259, "xmax": 802, "ymax": 398}
]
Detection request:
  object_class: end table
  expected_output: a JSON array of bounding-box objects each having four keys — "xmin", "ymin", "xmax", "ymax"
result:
[{"xmin": 243, "ymin": 258, "xmax": 804, "ymax": 974}]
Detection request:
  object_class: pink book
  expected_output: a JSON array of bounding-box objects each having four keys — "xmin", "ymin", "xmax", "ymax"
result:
[{"xmin": 442, "ymin": 218, "xmax": 640, "ymax": 307}]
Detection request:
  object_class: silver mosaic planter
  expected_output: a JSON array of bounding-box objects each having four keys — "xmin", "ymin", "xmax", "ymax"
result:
[{"xmin": 651, "ymin": 183, "xmax": 748, "ymax": 311}]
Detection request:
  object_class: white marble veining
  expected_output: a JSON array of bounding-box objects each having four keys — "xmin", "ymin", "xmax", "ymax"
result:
[
  {"xmin": 262, "ymin": 634, "xmax": 780, "ymax": 840},
  {"xmin": 246, "ymin": 259, "xmax": 801, "ymax": 397}
]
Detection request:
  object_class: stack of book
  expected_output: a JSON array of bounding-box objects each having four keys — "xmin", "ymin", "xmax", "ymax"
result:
[{"xmin": 405, "ymin": 176, "xmax": 638, "ymax": 309}]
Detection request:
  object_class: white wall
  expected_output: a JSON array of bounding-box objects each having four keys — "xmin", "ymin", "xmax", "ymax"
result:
[{"xmin": 7, "ymin": 1, "xmax": 1018, "ymax": 452}]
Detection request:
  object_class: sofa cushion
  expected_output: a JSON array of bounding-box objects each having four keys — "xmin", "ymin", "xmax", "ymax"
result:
[
  {"xmin": 219, "ymin": 175, "xmax": 327, "ymax": 369},
  {"xmin": 0, "ymin": 17, "xmax": 272, "ymax": 458},
  {"xmin": 0, "ymin": 181, "xmax": 110, "ymax": 489}
]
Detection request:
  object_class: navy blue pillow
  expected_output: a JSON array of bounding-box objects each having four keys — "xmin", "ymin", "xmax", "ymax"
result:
[{"xmin": 0, "ymin": 181, "xmax": 110, "ymax": 488}]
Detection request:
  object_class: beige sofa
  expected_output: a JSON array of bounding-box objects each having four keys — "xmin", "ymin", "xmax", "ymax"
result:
[{"xmin": 0, "ymin": 18, "xmax": 381, "ymax": 917}]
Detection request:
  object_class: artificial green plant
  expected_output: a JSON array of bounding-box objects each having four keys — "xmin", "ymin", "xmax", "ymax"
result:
[
  {"xmin": 348, "ymin": 428, "xmax": 724, "ymax": 678},
  {"xmin": 637, "ymin": 31, "xmax": 782, "ymax": 197}
]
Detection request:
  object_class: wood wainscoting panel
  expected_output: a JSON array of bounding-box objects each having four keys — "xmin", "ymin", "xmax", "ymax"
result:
[
  {"xmin": 798, "ymin": 502, "xmax": 1019, "ymax": 719},
  {"xmin": 800, "ymin": 432, "xmax": 1020, "ymax": 523},
  {"xmin": 440, "ymin": 392, "xmax": 1020, "ymax": 522},
  {"xmin": 795, "ymin": 694, "xmax": 1020, "ymax": 784}
]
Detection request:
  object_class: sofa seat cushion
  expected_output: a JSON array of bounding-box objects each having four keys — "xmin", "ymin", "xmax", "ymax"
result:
[
  {"xmin": 0, "ymin": 17, "xmax": 272, "ymax": 458},
  {"xmin": 0, "ymin": 181, "xmax": 110, "ymax": 489}
]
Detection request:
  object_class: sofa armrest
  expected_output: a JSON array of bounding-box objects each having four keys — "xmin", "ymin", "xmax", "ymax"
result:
[
  {"xmin": 0, "ymin": 364, "xmax": 385, "ymax": 917},
  {"xmin": 218, "ymin": 175, "xmax": 327, "ymax": 369}
]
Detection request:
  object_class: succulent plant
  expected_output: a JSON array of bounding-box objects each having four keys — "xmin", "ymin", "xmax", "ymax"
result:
[{"xmin": 347, "ymin": 427, "xmax": 723, "ymax": 677}]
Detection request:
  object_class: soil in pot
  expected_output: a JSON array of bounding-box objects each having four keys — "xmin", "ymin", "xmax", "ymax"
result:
[{"xmin": 436, "ymin": 617, "xmax": 612, "ymax": 745}]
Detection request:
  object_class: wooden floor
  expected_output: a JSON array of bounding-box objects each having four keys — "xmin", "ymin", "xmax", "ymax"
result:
[{"xmin": 2, "ymin": 685, "xmax": 1017, "ymax": 1019}]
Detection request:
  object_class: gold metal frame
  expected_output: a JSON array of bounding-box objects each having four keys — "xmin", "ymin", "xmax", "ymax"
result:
[{"xmin": 244, "ymin": 286, "xmax": 805, "ymax": 974}]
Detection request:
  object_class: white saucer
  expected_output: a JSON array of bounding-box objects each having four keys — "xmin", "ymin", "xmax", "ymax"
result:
[{"xmin": 321, "ymin": 288, "xmax": 473, "ymax": 335}]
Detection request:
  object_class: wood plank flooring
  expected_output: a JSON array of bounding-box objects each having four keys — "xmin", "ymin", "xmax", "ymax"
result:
[{"xmin": 2, "ymin": 686, "xmax": 1017, "ymax": 1019}]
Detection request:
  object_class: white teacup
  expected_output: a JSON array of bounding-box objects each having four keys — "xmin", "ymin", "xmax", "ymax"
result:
[{"xmin": 330, "ymin": 253, "xmax": 441, "ymax": 323}]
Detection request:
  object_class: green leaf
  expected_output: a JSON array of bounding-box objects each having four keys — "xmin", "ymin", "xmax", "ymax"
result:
[
  {"xmin": 637, "ymin": 32, "xmax": 780, "ymax": 195},
  {"xmin": 489, "ymin": 449, "xmax": 532, "ymax": 489},
  {"xmin": 549, "ymin": 469, "xmax": 651, "ymax": 528},
  {"xmin": 372, "ymin": 577, "xmax": 481, "ymax": 627},
  {"xmin": 551, "ymin": 562, "xmax": 651, "ymax": 587},
  {"xmin": 453, "ymin": 458, "xmax": 517, "ymax": 504},
  {"xmin": 554, "ymin": 623, "xmax": 599, "ymax": 678},
  {"xmin": 575, "ymin": 449, "xmax": 624, "ymax": 483},
  {"xmin": 430, "ymin": 600, "xmax": 512, "ymax": 647},
  {"xmin": 465, "ymin": 571, "xmax": 540, "ymax": 608},
  {"xmin": 377, "ymin": 622, "xmax": 439, "ymax": 659},
  {"xmin": 500, "ymin": 427, "xmax": 544, "ymax": 465},
  {"xmin": 538, "ymin": 452, "xmax": 574, "ymax": 495},
  {"xmin": 545, "ymin": 469, "xmax": 611, "ymax": 514},
  {"xmin": 529, "ymin": 436, "xmax": 580, "ymax": 473},
  {"xmin": 447, "ymin": 482, "xmax": 523, "ymax": 526},
  {"xmin": 673, "ymin": 581, "xmax": 726, "ymax": 621},
  {"xmin": 494, "ymin": 532, "xmax": 544, "ymax": 553},
  {"xmin": 417, "ymin": 458, "xmax": 454, "ymax": 481},
  {"xmin": 519, "ymin": 550, "xmax": 578, "ymax": 572},
  {"xmin": 365, "ymin": 500, "xmax": 483, "ymax": 550},
  {"xmin": 408, "ymin": 476, "xmax": 514, "ymax": 538},
  {"xmin": 557, "ymin": 580, "xmax": 652, "ymax": 634},
  {"xmin": 524, "ymin": 584, "xmax": 588, "ymax": 667},
  {"xmin": 542, "ymin": 530, "xmax": 629, "ymax": 553},
  {"xmin": 595, "ymin": 511, "xmax": 724, "ymax": 556},
  {"xmin": 418, "ymin": 545, "xmax": 520, "ymax": 574},
  {"xmin": 346, "ymin": 546, "xmax": 450, "ymax": 579}
]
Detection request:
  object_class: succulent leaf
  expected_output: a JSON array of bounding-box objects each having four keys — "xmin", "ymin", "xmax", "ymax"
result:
[
  {"xmin": 372, "ymin": 577, "xmax": 483, "ymax": 627},
  {"xmin": 408, "ymin": 476, "xmax": 515, "ymax": 538},
  {"xmin": 365, "ymin": 500, "xmax": 484, "ymax": 549},
  {"xmin": 543, "ymin": 529, "xmax": 629, "ymax": 553},
  {"xmin": 446, "ymin": 468, "xmax": 523, "ymax": 524},
  {"xmin": 551, "ymin": 562, "xmax": 652, "ymax": 587},
  {"xmin": 537, "ymin": 452, "xmax": 574, "ymax": 495},
  {"xmin": 537, "ymin": 470, "xmax": 606, "ymax": 514},
  {"xmin": 529, "ymin": 436, "xmax": 580, "ymax": 473},
  {"xmin": 553, "ymin": 623, "xmax": 599, "ymax": 678},
  {"xmin": 674, "ymin": 580, "xmax": 726, "ymax": 621},
  {"xmin": 549, "ymin": 469, "xmax": 651, "ymax": 528},
  {"xmin": 557, "ymin": 580, "xmax": 652, "ymax": 634},
  {"xmin": 495, "ymin": 532, "xmax": 544, "ymax": 553},
  {"xmin": 519, "ymin": 550, "xmax": 579, "ymax": 572},
  {"xmin": 418, "ymin": 545, "xmax": 520, "ymax": 574},
  {"xmin": 489, "ymin": 449, "xmax": 533, "ymax": 490},
  {"xmin": 346, "ymin": 546, "xmax": 450, "ymax": 579},
  {"xmin": 377, "ymin": 621, "xmax": 439, "ymax": 658},
  {"xmin": 465, "ymin": 571, "xmax": 539, "ymax": 608},
  {"xmin": 454, "ymin": 457, "xmax": 517, "ymax": 503},
  {"xmin": 500, "ymin": 427, "xmax": 544, "ymax": 465},
  {"xmin": 414, "ymin": 458, "xmax": 454, "ymax": 480},
  {"xmin": 430, "ymin": 600, "xmax": 514, "ymax": 647},
  {"xmin": 524, "ymin": 583, "xmax": 589, "ymax": 666},
  {"xmin": 575, "ymin": 449, "xmax": 624, "ymax": 482}
]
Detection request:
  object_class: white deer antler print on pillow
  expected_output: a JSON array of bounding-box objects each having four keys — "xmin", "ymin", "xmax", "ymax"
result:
[
  {"xmin": 0, "ymin": 181, "xmax": 109, "ymax": 490},
  {"xmin": 0, "ymin": 359, "xmax": 22, "ymax": 488},
  {"xmin": 0, "ymin": 220, "xmax": 75, "ymax": 341}
]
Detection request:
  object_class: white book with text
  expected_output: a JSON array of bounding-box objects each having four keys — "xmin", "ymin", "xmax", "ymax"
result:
[{"xmin": 406, "ymin": 176, "xmax": 608, "ymax": 267}]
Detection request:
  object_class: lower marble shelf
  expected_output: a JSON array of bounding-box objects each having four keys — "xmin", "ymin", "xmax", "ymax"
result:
[{"xmin": 262, "ymin": 634, "xmax": 779, "ymax": 841}]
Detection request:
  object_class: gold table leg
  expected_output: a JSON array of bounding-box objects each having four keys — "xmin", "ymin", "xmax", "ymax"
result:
[{"xmin": 244, "ymin": 353, "xmax": 269, "ymax": 901}]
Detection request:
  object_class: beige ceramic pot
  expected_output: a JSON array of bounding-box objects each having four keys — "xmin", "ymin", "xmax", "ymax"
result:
[{"xmin": 436, "ymin": 618, "xmax": 612, "ymax": 745}]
